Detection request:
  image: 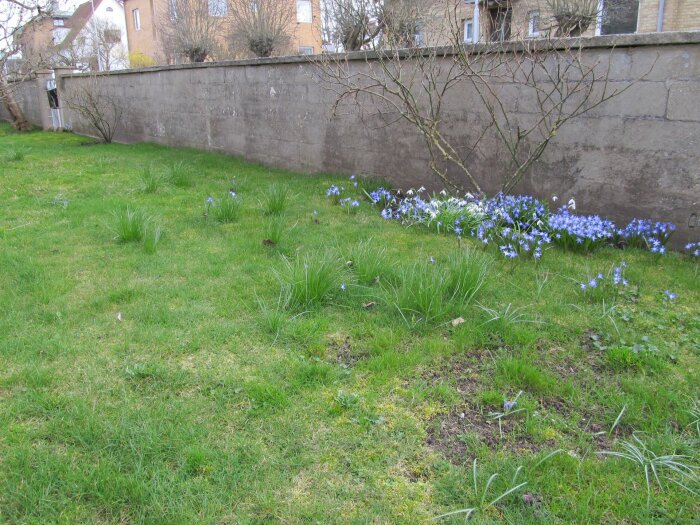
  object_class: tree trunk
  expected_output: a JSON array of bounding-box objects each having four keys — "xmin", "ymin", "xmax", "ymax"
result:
[{"xmin": 0, "ymin": 75, "xmax": 32, "ymax": 132}]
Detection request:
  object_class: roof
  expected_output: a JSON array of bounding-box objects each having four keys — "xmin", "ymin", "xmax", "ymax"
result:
[{"xmin": 60, "ymin": 0, "xmax": 105, "ymax": 46}]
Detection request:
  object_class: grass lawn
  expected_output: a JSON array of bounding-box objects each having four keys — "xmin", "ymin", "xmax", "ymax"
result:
[{"xmin": 1, "ymin": 122, "xmax": 698, "ymax": 524}]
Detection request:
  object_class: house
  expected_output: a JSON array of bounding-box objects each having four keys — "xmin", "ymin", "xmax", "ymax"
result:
[
  {"xmin": 17, "ymin": 0, "xmax": 130, "ymax": 71},
  {"xmin": 122, "ymin": 0, "xmax": 323, "ymax": 66},
  {"xmin": 416, "ymin": 0, "xmax": 700, "ymax": 46}
]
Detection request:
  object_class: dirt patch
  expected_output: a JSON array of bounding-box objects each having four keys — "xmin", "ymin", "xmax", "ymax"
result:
[
  {"xmin": 423, "ymin": 352, "xmax": 546, "ymax": 464},
  {"xmin": 328, "ymin": 335, "xmax": 367, "ymax": 367}
]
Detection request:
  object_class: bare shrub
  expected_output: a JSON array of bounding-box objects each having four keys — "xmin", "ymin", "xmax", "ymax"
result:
[
  {"xmin": 65, "ymin": 75, "xmax": 124, "ymax": 143},
  {"xmin": 160, "ymin": 0, "xmax": 224, "ymax": 62},
  {"xmin": 228, "ymin": 0, "xmax": 295, "ymax": 58}
]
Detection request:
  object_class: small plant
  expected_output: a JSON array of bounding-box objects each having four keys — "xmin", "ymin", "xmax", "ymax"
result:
[
  {"xmin": 334, "ymin": 390, "xmax": 360, "ymax": 410},
  {"xmin": 479, "ymin": 303, "xmax": 539, "ymax": 327},
  {"xmin": 167, "ymin": 161, "xmax": 193, "ymax": 187},
  {"xmin": 600, "ymin": 434, "xmax": 699, "ymax": 506},
  {"xmin": 112, "ymin": 207, "xmax": 149, "ymax": 243},
  {"xmin": 206, "ymin": 193, "xmax": 242, "ymax": 223},
  {"xmin": 7, "ymin": 148, "xmax": 26, "ymax": 161},
  {"xmin": 339, "ymin": 197, "xmax": 360, "ymax": 215},
  {"xmin": 263, "ymin": 215, "xmax": 287, "ymax": 247},
  {"xmin": 256, "ymin": 289, "xmax": 304, "ymax": 342},
  {"xmin": 618, "ymin": 219, "xmax": 675, "ymax": 254},
  {"xmin": 488, "ymin": 391, "xmax": 527, "ymax": 438},
  {"xmin": 263, "ymin": 184, "xmax": 289, "ymax": 216},
  {"xmin": 325, "ymin": 184, "xmax": 343, "ymax": 204},
  {"xmin": 51, "ymin": 194, "xmax": 69, "ymax": 209},
  {"xmin": 143, "ymin": 223, "xmax": 163, "ymax": 254},
  {"xmin": 139, "ymin": 164, "xmax": 162, "ymax": 193},
  {"xmin": 576, "ymin": 263, "xmax": 629, "ymax": 303},
  {"xmin": 393, "ymin": 250, "xmax": 488, "ymax": 327},
  {"xmin": 688, "ymin": 399, "xmax": 700, "ymax": 437},
  {"xmin": 277, "ymin": 251, "xmax": 344, "ymax": 309},
  {"xmin": 346, "ymin": 239, "xmax": 393, "ymax": 286},
  {"xmin": 434, "ymin": 459, "xmax": 528, "ymax": 522},
  {"xmin": 548, "ymin": 207, "xmax": 616, "ymax": 252},
  {"xmin": 355, "ymin": 174, "xmax": 390, "ymax": 195}
]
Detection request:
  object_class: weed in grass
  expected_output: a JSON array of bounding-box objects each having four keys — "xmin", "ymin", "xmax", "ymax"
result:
[
  {"xmin": 209, "ymin": 193, "xmax": 242, "ymax": 223},
  {"xmin": 51, "ymin": 194, "xmax": 69, "ymax": 209},
  {"xmin": 112, "ymin": 207, "xmax": 149, "ymax": 243},
  {"xmin": 600, "ymin": 433, "xmax": 700, "ymax": 506},
  {"xmin": 167, "ymin": 161, "xmax": 193, "ymax": 187},
  {"xmin": 139, "ymin": 164, "xmax": 162, "ymax": 193},
  {"xmin": 245, "ymin": 381, "xmax": 289, "ymax": 411},
  {"xmin": 346, "ymin": 239, "xmax": 393, "ymax": 285},
  {"xmin": 434, "ymin": 459, "xmax": 528, "ymax": 522},
  {"xmin": 393, "ymin": 250, "xmax": 488, "ymax": 327},
  {"xmin": 488, "ymin": 390, "xmax": 527, "ymax": 438},
  {"xmin": 335, "ymin": 390, "xmax": 360, "ymax": 410},
  {"xmin": 478, "ymin": 303, "xmax": 540, "ymax": 327},
  {"xmin": 277, "ymin": 252, "xmax": 344, "ymax": 309},
  {"xmin": 143, "ymin": 224, "xmax": 163, "ymax": 254},
  {"xmin": 263, "ymin": 215, "xmax": 287, "ymax": 248},
  {"xmin": 688, "ymin": 399, "xmax": 700, "ymax": 437},
  {"xmin": 255, "ymin": 289, "xmax": 303, "ymax": 341},
  {"xmin": 7, "ymin": 148, "xmax": 26, "ymax": 161},
  {"xmin": 263, "ymin": 184, "xmax": 289, "ymax": 216}
]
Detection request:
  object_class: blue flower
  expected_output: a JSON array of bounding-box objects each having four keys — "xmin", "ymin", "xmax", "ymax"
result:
[
  {"xmin": 206, "ymin": 197, "xmax": 214, "ymax": 204},
  {"xmin": 504, "ymin": 400, "xmax": 517, "ymax": 410},
  {"xmin": 340, "ymin": 283, "xmax": 347, "ymax": 291},
  {"xmin": 663, "ymin": 290, "xmax": 676, "ymax": 301}
]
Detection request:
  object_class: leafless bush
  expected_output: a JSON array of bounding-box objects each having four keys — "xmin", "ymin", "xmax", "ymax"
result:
[
  {"xmin": 228, "ymin": 0, "xmax": 295, "ymax": 57},
  {"xmin": 160, "ymin": 0, "xmax": 224, "ymax": 62},
  {"xmin": 315, "ymin": 1, "xmax": 652, "ymax": 194},
  {"xmin": 65, "ymin": 75, "xmax": 124, "ymax": 143}
]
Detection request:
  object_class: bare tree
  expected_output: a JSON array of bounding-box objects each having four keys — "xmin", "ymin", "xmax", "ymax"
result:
[
  {"xmin": 228, "ymin": 0, "xmax": 294, "ymax": 58},
  {"xmin": 316, "ymin": 1, "xmax": 651, "ymax": 194},
  {"xmin": 322, "ymin": 0, "xmax": 383, "ymax": 51},
  {"xmin": 64, "ymin": 74, "xmax": 124, "ymax": 143},
  {"xmin": 545, "ymin": 0, "xmax": 640, "ymax": 37},
  {"xmin": 160, "ymin": 0, "xmax": 224, "ymax": 62},
  {"xmin": 52, "ymin": 19, "xmax": 127, "ymax": 71},
  {"xmin": 0, "ymin": 0, "xmax": 53, "ymax": 130}
]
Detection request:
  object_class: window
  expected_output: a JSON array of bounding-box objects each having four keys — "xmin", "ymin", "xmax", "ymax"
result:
[
  {"xmin": 297, "ymin": 0, "xmax": 312, "ymax": 23},
  {"xmin": 598, "ymin": 0, "xmax": 639, "ymax": 35},
  {"xmin": 106, "ymin": 6, "xmax": 113, "ymax": 11},
  {"xmin": 132, "ymin": 9, "xmax": 141, "ymax": 31},
  {"xmin": 299, "ymin": 46, "xmax": 314, "ymax": 55},
  {"xmin": 488, "ymin": 7, "xmax": 511, "ymax": 42},
  {"xmin": 53, "ymin": 18, "xmax": 64, "ymax": 26},
  {"xmin": 208, "ymin": 0, "xmax": 228, "ymax": 17},
  {"xmin": 528, "ymin": 10, "xmax": 541, "ymax": 37},
  {"xmin": 464, "ymin": 19, "xmax": 474, "ymax": 42}
]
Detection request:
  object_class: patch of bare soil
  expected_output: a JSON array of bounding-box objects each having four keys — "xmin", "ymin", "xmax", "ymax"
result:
[
  {"xmin": 423, "ymin": 352, "xmax": 545, "ymax": 465},
  {"xmin": 328, "ymin": 335, "xmax": 367, "ymax": 367}
]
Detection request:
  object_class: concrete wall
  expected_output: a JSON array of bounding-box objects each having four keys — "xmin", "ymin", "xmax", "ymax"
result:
[
  {"xmin": 4, "ymin": 32, "xmax": 700, "ymax": 245},
  {"xmin": 0, "ymin": 79, "xmax": 44, "ymax": 126}
]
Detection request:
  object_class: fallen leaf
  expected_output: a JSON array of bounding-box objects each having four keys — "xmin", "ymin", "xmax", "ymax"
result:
[
  {"xmin": 262, "ymin": 239, "xmax": 276, "ymax": 246},
  {"xmin": 116, "ymin": 312, "xmax": 122, "ymax": 322},
  {"xmin": 362, "ymin": 301, "xmax": 376, "ymax": 309},
  {"xmin": 451, "ymin": 317, "xmax": 465, "ymax": 327}
]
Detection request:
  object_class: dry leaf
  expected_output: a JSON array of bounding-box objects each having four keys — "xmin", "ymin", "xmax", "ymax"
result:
[
  {"xmin": 362, "ymin": 301, "xmax": 376, "ymax": 309},
  {"xmin": 116, "ymin": 312, "xmax": 122, "ymax": 322},
  {"xmin": 451, "ymin": 317, "xmax": 465, "ymax": 327}
]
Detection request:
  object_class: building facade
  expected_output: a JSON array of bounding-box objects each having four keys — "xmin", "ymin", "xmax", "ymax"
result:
[
  {"xmin": 17, "ymin": 0, "xmax": 129, "ymax": 72},
  {"xmin": 122, "ymin": 0, "xmax": 322, "ymax": 66},
  {"xmin": 420, "ymin": 0, "xmax": 700, "ymax": 46}
]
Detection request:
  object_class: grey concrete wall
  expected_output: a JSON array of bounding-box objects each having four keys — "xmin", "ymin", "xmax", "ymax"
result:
[
  {"xmin": 0, "ymin": 79, "xmax": 43, "ymax": 127},
  {"xmin": 6, "ymin": 32, "xmax": 700, "ymax": 245}
]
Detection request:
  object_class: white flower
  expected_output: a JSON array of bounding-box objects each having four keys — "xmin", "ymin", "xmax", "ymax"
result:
[
  {"xmin": 439, "ymin": 189, "xmax": 447, "ymax": 196},
  {"xmin": 406, "ymin": 189, "xmax": 414, "ymax": 196},
  {"xmin": 567, "ymin": 198, "xmax": 576, "ymax": 210},
  {"xmin": 418, "ymin": 186, "xmax": 426, "ymax": 193},
  {"xmin": 552, "ymin": 195, "xmax": 558, "ymax": 202}
]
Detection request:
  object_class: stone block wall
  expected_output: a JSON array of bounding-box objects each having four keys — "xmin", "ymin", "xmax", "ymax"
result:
[{"xmin": 3, "ymin": 32, "xmax": 699, "ymax": 245}]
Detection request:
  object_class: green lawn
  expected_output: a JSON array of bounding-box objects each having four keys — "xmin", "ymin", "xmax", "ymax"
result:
[{"xmin": 1, "ymin": 123, "xmax": 698, "ymax": 524}]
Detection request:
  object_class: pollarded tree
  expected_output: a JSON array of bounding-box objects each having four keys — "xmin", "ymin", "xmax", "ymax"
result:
[
  {"xmin": 0, "ymin": 0, "xmax": 54, "ymax": 130},
  {"xmin": 228, "ymin": 0, "xmax": 295, "ymax": 58},
  {"xmin": 160, "ymin": 0, "xmax": 224, "ymax": 62}
]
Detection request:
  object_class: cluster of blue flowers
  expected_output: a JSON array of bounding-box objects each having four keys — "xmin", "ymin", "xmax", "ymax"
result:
[
  {"xmin": 549, "ymin": 207, "xmax": 616, "ymax": 252},
  {"xmin": 686, "ymin": 242, "xmax": 700, "ymax": 257},
  {"xmin": 325, "ymin": 181, "xmax": 695, "ymax": 260},
  {"xmin": 618, "ymin": 219, "xmax": 676, "ymax": 254},
  {"xmin": 475, "ymin": 194, "xmax": 551, "ymax": 260}
]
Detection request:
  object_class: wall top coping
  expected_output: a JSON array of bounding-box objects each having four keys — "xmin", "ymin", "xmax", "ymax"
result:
[{"xmin": 61, "ymin": 31, "xmax": 700, "ymax": 79}]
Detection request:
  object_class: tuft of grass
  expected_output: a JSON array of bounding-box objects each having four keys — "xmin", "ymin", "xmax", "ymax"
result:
[
  {"xmin": 496, "ymin": 358, "xmax": 557, "ymax": 394},
  {"xmin": 143, "ymin": 223, "xmax": 163, "ymax": 254},
  {"xmin": 277, "ymin": 251, "xmax": 344, "ymax": 309},
  {"xmin": 356, "ymin": 175, "xmax": 391, "ymax": 195},
  {"xmin": 262, "ymin": 184, "xmax": 289, "ymax": 216},
  {"xmin": 393, "ymin": 249, "xmax": 488, "ymax": 326},
  {"xmin": 263, "ymin": 215, "xmax": 287, "ymax": 247},
  {"xmin": 346, "ymin": 239, "xmax": 394, "ymax": 286},
  {"xmin": 7, "ymin": 148, "xmax": 26, "ymax": 161},
  {"xmin": 211, "ymin": 193, "xmax": 242, "ymax": 223},
  {"xmin": 167, "ymin": 161, "xmax": 193, "ymax": 187},
  {"xmin": 112, "ymin": 207, "xmax": 149, "ymax": 243},
  {"xmin": 601, "ymin": 434, "xmax": 700, "ymax": 506},
  {"xmin": 139, "ymin": 164, "xmax": 162, "ymax": 193}
]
